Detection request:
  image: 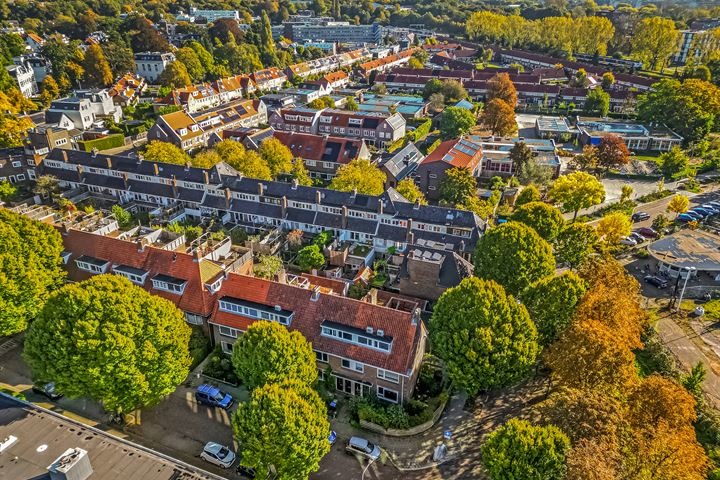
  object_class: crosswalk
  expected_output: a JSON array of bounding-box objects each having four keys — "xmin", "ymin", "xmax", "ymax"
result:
[{"xmin": 0, "ymin": 338, "xmax": 19, "ymax": 358}]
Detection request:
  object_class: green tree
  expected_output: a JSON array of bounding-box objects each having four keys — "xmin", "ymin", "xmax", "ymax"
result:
[
  {"xmin": 231, "ymin": 321, "xmax": 317, "ymax": 390},
  {"xmin": 328, "ymin": 159, "xmax": 386, "ymax": 195},
  {"xmin": 555, "ymin": 223, "xmax": 598, "ymax": 269},
  {"xmin": 33, "ymin": 174, "xmax": 59, "ymax": 198},
  {"xmin": 396, "ymin": 178, "xmax": 426, "ymax": 204},
  {"xmin": 584, "ymin": 87, "xmax": 610, "ymax": 117},
  {"xmin": 520, "ymin": 272, "xmax": 587, "ymax": 346},
  {"xmin": 0, "ymin": 179, "xmax": 16, "ymax": 201},
  {"xmin": 440, "ymin": 79, "xmax": 467, "ymax": 103},
  {"xmin": 258, "ymin": 137, "xmax": 294, "ymax": 178},
  {"xmin": 601, "ymin": 72, "xmax": 615, "ymax": 90},
  {"xmin": 473, "ymin": 222, "xmax": 555, "ymax": 296},
  {"xmin": 259, "ymin": 11, "xmax": 278, "ymax": 66},
  {"xmin": 423, "ymin": 78, "xmax": 443, "ymax": 100},
  {"xmin": 660, "ymin": 146, "xmax": 689, "ymax": 178},
  {"xmin": 515, "ymin": 185, "xmax": 541, "ymax": 207},
  {"xmin": 0, "ymin": 209, "xmax": 65, "ymax": 336},
  {"xmin": 157, "ymin": 61, "xmax": 191, "ymax": 89},
  {"xmin": 39, "ymin": 75, "xmax": 60, "ymax": 107},
  {"xmin": 481, "ymin": 419, "xmax": 570, "ymax": 480},
  {"xmin": 291, "ymin": 158, "xmax": 313, "ymax": 186},
  {"xmin": 430, "ymin": 277, "xmax": 539, "ymax": 395},
  {"xmin": 232, "ymin": 381, "xmax": 330, "ymax": 480},
  {"xmin": 548, "ymin": 172, "xmax": 605, "ymax": 221},
  {"xmin": 111, "ymin": 204, "xmax": 132, "ymax": 228},
  {"xmin": 187, "ymin": 41, "xmax": 215, "ymax": 77},
  {"xmin": 83, "ymin": 44, "xmax": 113, "ymax": 87},
  {"xmin": 631, "ymin": 17, "xmax": 680, "ymax": 70},
  {"xmin": 102, "ymin": 43, "xmax": 136, "ymax": 78},
  {"xmin": 345, "ymin": 96, "xmax": 359, "ymax": 111},
  {"xmin": 175, "ymin": 46, "xmax": 205, "ymax": 83},
  {"xmin": 620, "ymin": 184, "xmax": 633, "ymax": 203},
  {"xmin": 296, "ymin": 244, "xmax": 325, "ymax": 272},
  {"xmin": 481, "ymin": 99, "xmax": 517, "ymax": 137},
  {"xmin": 23, "ymin": 275, "xmax": 191, "ymax": 414},
  {"xmin": 253, "ymin": 255, "xmax": 284, "ymax": 280},
  {"xmin": 143, "ymin": 141, "xmax": 191, "ymax": 165},
  {"xmin": 510, "ymin": 201, "xmax": 565, "ymax": 242},
  {"xmin": 439, "ymin": 167, "xmax": 477, "ymax": 205},
  {"xmin": 510, "ymin": 142, "xmax": 550, "ymax": 185},
  {"xmin": 440, "ymin": 106, "xmax": 477, "ymax": 139}
]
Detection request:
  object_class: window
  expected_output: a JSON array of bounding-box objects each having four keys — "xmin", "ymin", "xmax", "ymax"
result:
[
  {"xmin": 16, "ymin": 174, "xmax": 25, "ymax": 181},
  {"xmin": 341, "ymin": 359, "xmax": 364, "ymax": 373},
  {"xmin": 377, "ymin": 386, "xmax": 399, "ymax": 403},
  {"xmin": 114, "ymin": 270, "xmax": 147, "ymax": 285},
  {"xmin": 12, "ymin": 161, "xmax": 21, "ymax": 168},
  {"xmin": 220, "ymin": 341, "xmax": 233, "ymax": 354},
  {"xmin": 76, "ymin": 259, "xmax": 107, "ymax": 273},
  {"xmin": 321, "ymin": 324, "xmax": 392, "ymax": 353},
  {"xmin": 185, "ymin": 313, "xmax": 204, "ymax": 325},
  {"xmin": 219, "ymin": 298, "xmax": 292, "ymax": 325},
  {"xmin": 377, "ymin": 369, "xmax": 400, "ymax": 383},
  {"xmin": 219, "ymin": 325, "xmax": 239, "ymax": 338},
  {"xmin": 152, "ymin": 278, "xmax": 186, "ymax": 294},
  {"xmin": 315, "ymin": 351, "xmax": 329, "ymax": 363}
]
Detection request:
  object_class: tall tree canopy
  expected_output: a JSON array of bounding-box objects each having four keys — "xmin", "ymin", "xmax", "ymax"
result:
[
  {"xmin": 0, "ymin": 209, "xmax": 65, "ymax": 336},
  {"xmin": 548, "ymin": 172, "xmax": 605, "ymax": 221},
  {"xmin": 231, "ymin": 321, "xmax": 317, "ymax": 391},
  {"xmin": 473, "ymin": 221, "xmax": 555, "ymax": 296},
  {"xmin": 440, "ymin": 106, "xmax": 477, "ymax": 139},
  {"xmin": 439, "ymin": 167, "xmax": 477, "ymax": 205},
  {"xmin": 430, "ymin": 277, "xmax": 539, "ymax": 395},
  {"xmin": 481, "ymin": 98, "xmax": 518, "ymax": 137},
  {"xmin": 24, "ymin": 275, "xmax": 191, "ymax": 414},
  {"xmin": 510, "ymin": 201, "xmax": 565, "ymax": 242},
  {"xmin": 328, "ymin": 159, "xmax": 386, "ymax": 195},
  {"xmin": 143, "ymin": 141, "xmax": 191, "ymax": 165},
  {"xmin": 631, "ymin": 17, "xmax": 680, "ymax": 70}
]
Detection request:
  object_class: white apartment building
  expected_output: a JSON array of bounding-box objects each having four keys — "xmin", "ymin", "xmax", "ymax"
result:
[{"xmin": 134, "ymin": 52, "xmax": 176, "ymax": 83}]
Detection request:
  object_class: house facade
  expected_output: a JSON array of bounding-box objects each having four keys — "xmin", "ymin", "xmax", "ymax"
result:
[
  {"xmin": 316, "ymin": 110, "xmax": 406, "ymax": 147},
  {"xmin": 134, "ymin": 52, "xmax": 176, "ymax": 83},
  {"xmin": 415, "ymin": 137, "xmax": 483, "ymax": 200},
  {"xmin": 6, "ymin": 62, "xmax": 36, "ymax": 98}
]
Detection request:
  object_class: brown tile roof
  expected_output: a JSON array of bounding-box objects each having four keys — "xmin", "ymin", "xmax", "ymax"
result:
[
  {"xmin": 59, "ymin": 228, "xmax": 217, "ymax": 316},
  {"xmin": 210, "ymin": 274, "xmax": 421, "ymax": 374},
  {"xmin": 273, "ymin": 131, "xmax": 365, "ymax": 164}
]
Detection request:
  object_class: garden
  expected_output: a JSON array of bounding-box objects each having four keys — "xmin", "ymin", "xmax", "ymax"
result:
[{"xmin": 201, "ymin": 346, "xmax": 240, "ymax": 386}]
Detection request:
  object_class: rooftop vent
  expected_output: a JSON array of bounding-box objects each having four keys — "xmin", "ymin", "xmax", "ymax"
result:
[
  {"xmin": 48, "ymin": 447, "xmax": 93, "ymax": 480},
  {"xmin": 366, "ymin": 326, "xmax": 374, "ymax": 334},
  {"xmin": 377, "ymin": 329, "xmax": 384, "ymax": 337},
  {"xmin": 274, "ymin": 305, "xmax": 282, "ymax": 311},
  {"xmin": 0, "ymin": 435, "xmax": 17, "ymax": 453}
]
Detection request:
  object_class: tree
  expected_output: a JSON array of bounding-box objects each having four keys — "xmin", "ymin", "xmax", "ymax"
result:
[
  {"xmin": 0, "ymin": 210, "xmax": 65, "ymax": 336},
  {"xmin": 328, "ymin": 159, "xmax": 386, "ymax": 195},
  {"xmin": 440, "ymin": 79, "xmax": 467, "ymax": 103},
  {"xmin": 423, "ymin": 78, "xmax": 443, "ymax": 100},
  {"xmin": 487, "ymin": 73, "xmax": 518, "ymax": 108},
  {"xmin": 601, "ymin": 72, "xmax": 615, "ymax": 90},
  {"xmin": 192, "ymin": 150, "xmax": 222, "ymax": 169},
  {"xmin": 101, "ymin": 43, "xmax": 136, "ymax": 78},
  {"xmin": 33, "ymin": 174, "xmax": 59, "ymax": 198},
  {"xmin": 291, "ymin": 158, "xmax": 313, "ymax": 186},
  {"xmin": 0, "ymin": 114, "xmax": 33, "ymax": 147},
  {"xmin": 345, "ymin": 96, "xmax": 359, "ymax": 111},
  {"xmin": 667, "ymin": 194, "xmax": 690, "ymax": 217},
  {"xmin": 596, "ymin": 135, "xmax": 630, "ymax": 170},
  {"xmin": 39, "ymin": 75, "xmax": 60, "ymax": 107},
  {"xmin": 540, "ymin": 388, "xmax": 625, "ymax": 444},
  {"xmin": 428, "ymin": 92, "xmax": 445, "ymax": 113},
  {"xmin": 23, "ymin": 275, "xmax": 191, "ymax": 414},
  {"xmin": 548, "ymin": 172, "xmax": 605, "ymax": 221},
  {"xmin": 232, "ymin": 381, "xmax": 330, "ymax": 480},
  {"xmin": 258, "ymin": 11, "xmax": 278, "ymax": 66},
  {"xmin": 157, "ymin": 61, "xmax": 191, "ymax": 89},
  {"xmin": 660, "ymin": 146, "xmax": 689, "ymax": 178},
  {"xmin": 515, "ymin": 185, "xmax": 541, "ymax": 207},
  {"xmin": 511, "ymin": 201, "xmax": 565, "ymax": 242},
  {"xmin": 83, "ymin": 44, "xmax": 112, "ymax": 87},
  {"xmin": 429, "ymin": 277, "xmax": 539, "ymax": 395},
  {"xmin": 175, "ymin": 47, "xmax": 205, "ymax": 83},
  {"xmin": 620, "ymin": 184, "xmax": 633, "ymax": 203},
  {"xmin": 473, "ymin": 222, "xmax": 555, "ymax": 296},
  {"xmin": 296, "ymin": 244, "xmax": 325, "ymax": 272},
  {"xmin": 481, "ymin": 99, "xmax": 517, "ymax": 137},
  {"xmin": 440, "ymin": 106, "xmax": 477, "ymax": 139},
  {"xmin": 439, "ymin": 167, "xmax": 477, "ymax": 205},
  {"xmin": 572, "ymin": 145, "xmax": 599, "ymax": 170},
  {"xmin": 481, "ymin": 419, "xmax": 570, "ymax": 480},
  {"xmin": 584, "ymin": 87, "xmax": 610, "ymax": 117},
  {"xmin": 143, "ymin": 141, "xmax": 191, "ymax": 165},
  {"xmin": 258, "ymin": 138, "xmax": 294, "ymax": 178},
  {"xmin": 520, "ymin": 272, "xmax": 587, "ymax": 345},
  {"xmin": 231, "ymin": 321, "xmax": 317, "ymax": 390},
  {"xmin": 408, "ymin": 57, "xmax": 423, "ymax": 69},
  {"xmin": 555, "ymin": 223, "xmax": 598, "ymax": 269},
  {"xmin": 111, "ymin": 204, "xmax": 132, "ymax": 228},
  {"xmin": 596, "ymin": 212, "xmax": 632, "ymax": 244},
  {"xmin": 510, "ymin": 141, "xmax": 550, "ymax": 185},
  {"xmin": 208, "ymin": 18, "xmax": 245, "ymax": 45},
  {"xmin": 457, "ymin": 196, "xmax": 495, "ymax": 220},
  {"xmin": 0, "ymin": 180, "xmax": 15, "ymax": 201},
  {"xmin": 631, "ymin": 17, "xmax": 680, "ymax": 70},
  {"xmin": 396, "ymin": 178, "xmax": 426, "ymax": 204}
]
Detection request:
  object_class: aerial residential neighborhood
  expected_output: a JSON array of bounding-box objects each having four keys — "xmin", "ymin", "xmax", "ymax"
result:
[{"xmin": 2, "ymin": 1, "xmax": 720, "ymax": 479}]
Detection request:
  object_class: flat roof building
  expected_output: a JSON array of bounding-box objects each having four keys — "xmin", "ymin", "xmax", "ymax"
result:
[{"xmin": 648, "ymin": 229, "xmax": 720, "ymax": 281}]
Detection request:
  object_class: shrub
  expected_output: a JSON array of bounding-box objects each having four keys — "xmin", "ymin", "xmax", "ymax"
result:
[
  {"xmin": 202, "ymin": 346, "xmax": 239, "ymax": 385},
  {"xmin": 77, "ymin": 134, "xmax": 125, "ymax": 152},
  {"xmin": 189, "ymin": 326, "xmax": 211, "ymax": 370}
]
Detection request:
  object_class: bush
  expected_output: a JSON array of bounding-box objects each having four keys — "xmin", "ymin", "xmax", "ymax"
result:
[
  {"xmin": 77, "ymin": 134, "xmax": 125, "ymax": 152},
  {"xmin": 202, "ymin": 346, "xmax": 239, "ymax": 385},
  {"xmin": 313, "ymin": 230, "xmax": 333, "ymax": 247},
  {"xmin": 189, "ymin": 326, "xmax": 211, "ymax": 370}
]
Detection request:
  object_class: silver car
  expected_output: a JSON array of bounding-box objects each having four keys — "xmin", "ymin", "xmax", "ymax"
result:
[
  {"xmin": 200, "ymin": 442, "xmax": 236, "ymax": 469},
  {"xmin": 345, "ymin": 436, "xmax": 381, "ymax": 461}
]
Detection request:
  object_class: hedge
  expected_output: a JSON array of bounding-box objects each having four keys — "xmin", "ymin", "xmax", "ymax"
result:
[{"xmin": 78, "ymin": 134, "xmax": 125, "ymax": 152}]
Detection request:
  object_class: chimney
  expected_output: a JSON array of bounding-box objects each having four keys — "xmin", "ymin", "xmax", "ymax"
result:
[
  {"xmin": 277, "ymin": 268, "xmax": 287, "ymax": 284},
  {"xmin": 407, "ymin": 231, "xmax": 415, "ymax": 244},
  {"xmin": 351, "ymin": 187, "xmax": 357, "ymax": 198},
  {"xmin": 153, "ymin": 163, "xmax": 159, "ymax": 176},
  {"xmin": 61, "ymin": 150, "xmax": 69, "ymax": 162},
  {"xmin": 136, "ymin": 239, "xmax": 145, "ymax": 252},
  {"xmin": 91, "ymin": 148, "xmax": 98, "ymax": 158},
  {"xmin": 311, "ymin": 285, "xmax": 321, "ymax": 301},
  {"xmin": 281, "ymin": 195, "xmax": 288, "ymax": 218},
  {"xmin": 48, "ymin": 447, "xmax": 93, "ymax": 480},
  {"xmin": 171, "ymin": 175, "xmax": 178, "ymax": 198},
  {"xmin": 378, "ymin": 199, "xmax": 384, "ymax": 215},
  {"xmin": 122, "ymin": 172, "xmax": 129, "ymax": 189},
  {"xmin": 257, "ymin": 182, "xmax": 264, "ymax": 196},
  {"xmin": 105, "ymin": 157, "xmax": 112, "ymax": 169},
  {"xmin": 341, "ymin": 205, "xmax": 348, "ymax": 229},
  {"xmin": 76, "ymin": 164, "xmax": 84, "ymax": 181},
  {"xmin": 224, "ymin": 187, "xmax": 231, "ymax": 208},
  {"xmin": 413, "ymin": 198, "xmax": 420, "ymax": 209},
  {"xmin": 368, "ymin": 288, "xmax": 378, "ymax": 305},
  {"xmin": 291, "ymin": 178, "xmax": 298, "ymax": 190},
  {"xmin": 315, "ymin": 190, "xmax": 322, "ymax": 204},
  {"xmin": 185, "ymin": 161, "xmax": 191, "ymax": 171},
  {"xmin": 203, "ymin": 170, "xmax": 209, "ymax": 184}
]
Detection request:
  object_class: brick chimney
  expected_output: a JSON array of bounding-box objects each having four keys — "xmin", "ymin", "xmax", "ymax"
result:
[
  {"xmin": 281, "ymin": 195, "xmax": 288, "ymax": 218},
  {"xmin": 315, "ymin": 190, "xmax": 322, "ymax": 204},
  {"xmin": 171, "ymin": 175, "xmax": 178, "ymax": 198},
  {"xmin": 62, "ymin": 150, "xmax": 68, "ymax": 162},
  {"xmin": 76, "ymin": 165, "xmax": 84, "ymax": 181},
  {"xmin": 105, "ymin": 157, "xmax": 112, "ymax": 169},
  {"xmin": 277, "ymin": 268, "xmax": 287, "ymax": 284},
  {"xmin": 122, "ymin": 172, "xmax": 129, "ymax": 189},
  {"xmin": 153, "ymin": 163, "xmax": 159, "ymax": 176},
  {"xmin": 203, "ymin": 171, "xmax": 209, "ymax": 184},
  {"xmin": 224, "ymin": 187, "xmax": 231, "ymax": 209},
  {"xmin": 368, "ymin": 288, "xmax": 378, "ymax": 305}
]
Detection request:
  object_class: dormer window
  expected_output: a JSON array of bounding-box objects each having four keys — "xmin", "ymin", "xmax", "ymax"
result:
[
  {"xmin": 178, "ymin": 128, "xmax": 188, "ymax": 136},
  {"xmin": 218, "ymin": 297, "xmax": 293, "ymax": 326},
  {"xmin": 113, "ymin": 265, "xmax": 148, "ymax": 285},
  {"xmin": 321, "ymin": 320, "xmax": 392, "ymax": 353},
  {"xmin": 76, "ymin": 255, "xmax": 110, "ymax": 274},
  {"xmin": 152, "ymin": 274, "xmax": 187, "ymax": 294}
]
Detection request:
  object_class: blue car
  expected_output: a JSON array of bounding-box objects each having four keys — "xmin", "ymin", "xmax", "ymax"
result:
[
  {"xmin": 684, "ymin": 210, "xmax": 703, "ymax": 219},
  {"xmin": 677, "ymin": 213, "xmax": 696, "ymax": 222},
  {"xmin": 195, "ymin": 384, "xmax": 234, "ymax": 409}
]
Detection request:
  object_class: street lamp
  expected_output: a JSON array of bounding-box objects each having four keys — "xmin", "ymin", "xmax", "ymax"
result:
[{"xmin": 676, "ymin": 266, "xmax": 697, "ymax": 312}]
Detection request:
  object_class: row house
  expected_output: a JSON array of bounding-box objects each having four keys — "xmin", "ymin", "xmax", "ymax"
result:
[
  {"xmin": 316, "ymin": 110, "xmax": 406, "ymax": 147},
  {"xmin": 273, "ymin": 131, "xmax": 370, "ymax": 181},
  {"xmin": 0, "ymin": 147, "xmax": 35, "ymax": 186},
  {"xmin": 311, "ymin": 71, "xmax": 350, "ymax": 91},
  {"xmin": 41, "ymin": 149, "xmax": 484, "ymax": 258},
  {"xmin": 250, "ymin": 67, "xmax": 287, "ymax": 92},
  {"xmin": 285, "ymin": 48, "xmax": 370, "ymax": 80},
  {"xmin": 50, "ymin": 215, "xmax": 426, "ymax": 403},
  {"xmin": 24, "ymin": 125, "xmax": 81, "ymax": 163},
  {"xmin": 156, "ymin": 83, "xmax": 223, "ymax": 113},
  {"xmin": 415, "ymin": 137, "xmax": 484, "ymax": 200},
  {"xmin": 355, "ymin": 48, "xmax": 416, "ymax": 78},
  {"xmin": 108, "ymin": 73, "xmax": 146, "ymax": 107},
  {"xmin": 269, "ymin": 106, "xmax": 323, "ymax": 135},
  {"xmin": 148, "ymin": 99, "xmax": 267, "ymax": 151},
  {"xmin": 209, "ymin": 75, "xmax": 250, "ymax": 102},
  {"xmin": 428, "ymin": 54, "xmax": 476, "ymax": 71}
]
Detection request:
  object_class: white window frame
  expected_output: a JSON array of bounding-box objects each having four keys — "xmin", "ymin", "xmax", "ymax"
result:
[
  {"xmin": 341, "ymin": 358, "xmax": 364, "ymax": 373},
  {"xmin": 220, "ymin": 341, "xmax": 234, "ymax": 354},
  {"xmin": 377, "ymin": 368, "xmax": 400, "ymax": 384},
  {"xmin": 152, "ymin": 279, "xmax": 186, "ymax": 294},
  {"xmin": 185, "ymin": 313, "xmax": 204, "ymax": 325},
  {"xmin": 377, "ymin": 386, "xmax": 399, "ymax": 403},
  {"xmin": 219, "ymin": 325, "xmax": 239, "ymax": 338},
  {"xmin": 76, "ymin": 259, "xmax": 106, "ymax": 274},
  {"xmin": 315, "ymin": 351, "xmax": 329, "ymax": 363}
]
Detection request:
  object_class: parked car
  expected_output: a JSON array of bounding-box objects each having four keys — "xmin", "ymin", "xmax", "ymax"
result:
[
  {"xmin": 702, "ymin": 205, "xmax": 720, "ymax": 214},
  {"xmin": 631, "ymin": 212, "xmax": 651, "ymax": 222},
  {"xmin": 328, "ymin": 430, "xmax": 337, "ymax": 446},
  {"xmin": 32, "ymin": 382, "xmax": 62, "ymax": 401},
  {"xmin": 684, "ymin": 210, "xmax": 703, "ymax": 220},
  {"xmin": 346, "ymin": 436, "xmax": 381, "ymax": 461},
  {"xmin": 619, "ymin": 236, "xmax": 637, "ymax": 246},
  {"xmin": 200, "ymin": 442, "xmax": 236, "ymax": 469},
  {"xmin": 629, "ymin": 232, "xmax": 646, "ymax": 243},
  {"xmin": 644, "ymin": 275, "xmax": 668, "ymax": 289},
  {"xmin": 692, "ymin": 207, "xmax": 712, "ymax": 217},
  {"xmin": 634, "ymin": 227, "xmax": 659, "ymax": 239},
  {"xmin": 707, "ymin": 201, "xmax": 720, "ymax": 209},
  {"xmin": 195, "ymin": 384, "xmax": 234, "ymax": 410},
  {"xmin": 677, "ymin": 213, "xmax": 696, "ymax": 222}
]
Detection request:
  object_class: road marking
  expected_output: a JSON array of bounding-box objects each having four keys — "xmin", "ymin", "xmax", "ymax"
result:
[{"xmin": 0, "ymin": 339, "xmax": 18, "ymax": 358}]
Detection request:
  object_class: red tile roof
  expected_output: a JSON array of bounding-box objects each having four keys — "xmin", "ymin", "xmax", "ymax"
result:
[
  {"xmin": 59, "ymin": 228, "xmax": 217, "ymax": 316},
  {"xmin": 421, "ymin": 137, "xmax": 483, "ymax": 170},
  {"xmin": 273, "ymin": 131, "xmax": 365, "ymax": 164},
  {"xmin": 210, "ymin": 274, "xmax": 422, "ymax": 374}
]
